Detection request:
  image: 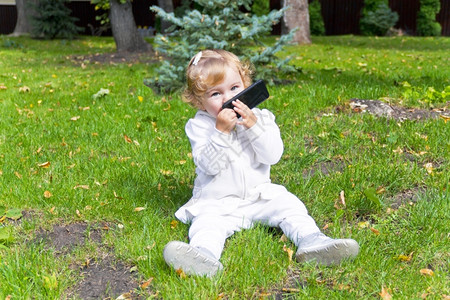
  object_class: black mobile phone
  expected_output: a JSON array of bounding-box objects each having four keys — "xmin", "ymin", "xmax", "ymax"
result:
[{"xmin": 221, "ymin": 80, "xmax": 269, "ymax": 118}]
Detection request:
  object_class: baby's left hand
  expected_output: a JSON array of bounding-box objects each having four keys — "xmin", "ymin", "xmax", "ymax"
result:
[{"xmin": 232, "ymin": 100, "xmax": 257, "ymax": 129}]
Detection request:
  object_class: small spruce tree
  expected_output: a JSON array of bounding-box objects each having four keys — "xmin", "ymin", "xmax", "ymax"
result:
[
  {"xmin": 145, "ymin": 0, "xmax": 297, "ymax": 93},
  {"xmin": 30, "ymin": 0, "xmax": 82, "ymax": 39},
  {"xmin": 360, "ymin": 0, "xmax": 398, "ymax": 36}
]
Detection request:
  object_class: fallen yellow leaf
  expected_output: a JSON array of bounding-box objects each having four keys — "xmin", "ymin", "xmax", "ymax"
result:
[
  {"xmin": 283, "ymin": 244, "xmax": 294, "ymax": 262},
  {"xmin": 379, "ymin": 286, "xmax": 392, "ymax": 300},
  {"xmin": 19, "ymin": 86, "xmax": 30, "ymax": 93},
  {"xmin": 358, "ymin": 221, "xmax": 370, "ymax": 229},
  {"xmin": 170, "ymin": 220, "xmax": 178, "ymax": 229},
  {"xmin": 439, "ymin": 114, "xmax": 450, "ymax": 123},
  {"xmin": 339, "ymin": 190, "xmax": 346, "ymax": 207},
  {"xmin": 49, "ymin": 207, "xmax": 56, "ymax": 215},
  {"xmin": 397, "ymin": 252, "xmax": 413, "ymax": 262},
  {"xmin": 70, "ymin": 116, "xmax": 80, "ymax": 121},
  {"xmin": 370, "ymin": 227, "xmax": 380, "ymax": 235},
  {"xmin": 134, "ymin": 207, "xmax": 146, "ymax": 212},
  {"xmin": 176, "ymin": 268, "xmax": 186, "ymax": 278},
  {"xmin": 140, "ymin": 278, "xmax": 153, "ymax": 289},
  {"xmin": 124, "ymin": 134, "xmax": 132, "ymax": 143},
  {"xmin": 74, "ymin": 185, "xmax": 89, "ymax": 190},
  {"xmin": 44, "ymin": 191, "xmax": 52, "ymax": 198},
  {"xmin": 38, "ymin": 161, "xmax": 51, "ymax": 168},
  {"xmin": 423, "ymin": 163, "xmax": 433, "ymax": 174},
  {"xmin": 393, "ymin": 147, "xmax": 403, "ymax": 154},
  {"xmin": 420, "ymin": 268, "xmax": 434, "ymax": 276},
  {"xmin": 160, "ymin": 169, "xmax": 173, "ymax": 176},
  {"xmin": 116, "ymin": 293, "xmax": 132, "ymax": 300}
]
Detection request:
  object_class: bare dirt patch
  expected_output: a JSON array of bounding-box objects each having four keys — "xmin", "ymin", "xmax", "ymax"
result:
[
  {"xmin": 73, "ymin": 253, "xmax": 142, "ymax": 300},
  {"xmin": 34, "ymin": 222, "xmax": 147, "ymax": 299},
  {"xmin": 387, "ymin": 186, "xmax": 427, "ymax": 209},
  {"xmin": 35, "ymin": 222, "xmax": 103, "ymax": 253},
  {"xmin": 349, "ymin": 99, "xmax": 449, "ymax": 121}
]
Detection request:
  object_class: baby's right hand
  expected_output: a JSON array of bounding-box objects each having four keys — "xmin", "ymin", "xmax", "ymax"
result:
[{"xmin": 216, "ymin": 108, "xmax": 237, "ymax": 134}]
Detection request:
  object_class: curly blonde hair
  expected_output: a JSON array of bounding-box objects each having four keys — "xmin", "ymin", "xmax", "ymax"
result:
[{"xmin": 182, "ymin": 49, "xmax": 253, "ymax": 110}]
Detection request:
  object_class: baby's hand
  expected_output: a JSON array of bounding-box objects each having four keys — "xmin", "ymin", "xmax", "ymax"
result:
[
  {"xmin": 216, "ymin": 108, "xmax": 237, "ymax": 134},
  {"xmin": 233, "ymin": 100, "xmax": 257, "ymax": 129}
]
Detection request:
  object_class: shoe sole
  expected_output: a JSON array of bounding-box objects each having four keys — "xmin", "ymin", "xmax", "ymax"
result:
[
  {"xmin": 295, "ymin": 239, "xmax": 359, "ymax": 266},
  {"xmin": 163, "ymin": 241, "xmax": 223, "ymax": 277}
]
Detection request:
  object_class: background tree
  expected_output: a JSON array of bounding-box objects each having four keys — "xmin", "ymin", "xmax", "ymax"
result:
[
  {"xmin": 282, "ymin": 0, "xmax": 311, "ymax": 44},
  {"xmin": 157, "ymin": 0, "xmax": 174, "ymax": 33},
  {"xmin": 11, "ymin": 0, "xmax": 38, "ymax": 36},
  {"xmin": 309, "ymin": 0, "xmax": 325, "ymax": 36},
  {"xmin": 360, "ymin": 0, "xmax": 398, "ymax": 36},
  {"xmin": 91, "ymin": 0, "xmax": 151, "ymax": 52},
  {"xmin": 416, "ymin": 0, "xmax": 441, "ymax": 36},
  {"xmin": 145, "ymin": 0, "xmax": 297, "ymax": 93},
  {"xmin": 30, "ymin": 0, "xmax": 82, "ymax": 39},
  {"xmin": 109, "ymin": 0, "xmax": 150, "ymax": 52}
]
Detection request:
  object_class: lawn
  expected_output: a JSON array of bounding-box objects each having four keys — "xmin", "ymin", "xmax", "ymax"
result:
[{"xmin": 0, "ymin": 35, "xmax": 449, "ymax": 299}]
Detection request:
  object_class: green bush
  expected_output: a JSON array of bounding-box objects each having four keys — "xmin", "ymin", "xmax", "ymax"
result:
[
  {"xmin": 30, "ymin": 0, "xmax": 82, "ymax": 39},
  {"xmin": 417, "ymin": 0, "xmax": 441, "ymax": 36},
  {"xmin": 360, "ymin": 1, "xmax": 399, "ymax": 36},
  {"xmin": 309, "ymin": 0, "xmax": 325, "ymax": 36}
]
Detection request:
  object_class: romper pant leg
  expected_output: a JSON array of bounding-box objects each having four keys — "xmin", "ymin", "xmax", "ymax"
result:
[
  {"xmin": 246, "ymin": 190, "xmax": 321, "ymax": 247},
  {"xmin": 188, "ymin": 213, "xmax": 250, "ymax": 261}
]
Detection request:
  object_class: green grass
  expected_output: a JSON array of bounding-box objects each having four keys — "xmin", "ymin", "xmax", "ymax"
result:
[{"xmin": 0, "ymin": 35, "xmax": 449, "ymax": 299}]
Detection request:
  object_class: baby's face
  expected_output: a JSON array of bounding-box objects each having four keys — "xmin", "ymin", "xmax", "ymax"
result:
[{"xmin": 200, "ymin": 66, "xmax": 244, "ymax": 118}]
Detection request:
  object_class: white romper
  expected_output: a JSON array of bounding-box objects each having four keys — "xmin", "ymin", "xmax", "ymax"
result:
[{"xmin": 175, "ymin": 108, "xmax": 320, "ymax": 260}]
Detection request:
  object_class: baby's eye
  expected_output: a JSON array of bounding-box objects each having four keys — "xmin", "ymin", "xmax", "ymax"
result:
[
  {"xmin": 211, "ymin": 92, "xmax": 220, "ymax": 97},
  {"xmin": 231, "ymin": 86, "xmax": 239, "ymax": 91}
]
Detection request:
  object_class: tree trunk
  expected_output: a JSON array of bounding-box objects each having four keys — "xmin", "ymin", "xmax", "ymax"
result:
[
  {"xmin": 109, "ymin": 0, "xmax": 150, "ymax": 53},
  {"xmin": 157, "ymin": 0, "xmax": 174, "ymax": 34},
  {"xmin": 11, "ymin": 0, "xmax": 37, "ymax": 36},
  {"xmin": 282, "ymin": 0, "xmax": 311, "ymax": 44}
]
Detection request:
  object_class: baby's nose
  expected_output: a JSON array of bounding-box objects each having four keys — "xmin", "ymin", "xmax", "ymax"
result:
[{"xmin": 223, "ymin": 91, "xmax": 235, "ymax": 103}]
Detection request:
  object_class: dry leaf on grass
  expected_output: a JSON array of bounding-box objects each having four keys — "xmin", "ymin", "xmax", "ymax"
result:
[
  {"xmin": 283, "ymin": 245, "xmax": 294, "ymax": 262},
  {"xmin": 379, "ymin": 286, "xmax": 392, "ymax": 300},
  {"xmin": 140, "ymin": 278, "xmax": 153, "ymax": 289},
  {"xmin": 420, "ymin": 269, "xmax": 434, "ymax": 276},
  {"xmin": 38, "ymin": 161, "xmax": 51, "ymax": 168}
]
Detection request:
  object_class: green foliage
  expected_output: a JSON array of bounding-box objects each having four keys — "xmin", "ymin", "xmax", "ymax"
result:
[
  {"xmin": 417, "ymin": 0, "xmax": 441, "ymax": 36},
  {"xmin": 400, "ymin": 81, "xmax": 449, "ymax": 106},
  {"xmin": 309, "ymin": 0, "xmax": 325, "ymax": 36},
  {"xmin": 30, "ymin": 0, "xmax": 82, "ymax": 40},
  {"xmin": 251, "ymin": 0, "xmax": 270, "ymax": 16},
  {"xmin": 360, "ymin": 1, "xmax": 399, "ymax": 36},
  {"xmin": 91, "ymin": 0, "xmax": 110, "ymax": 26},
  {"xmin": 145, "ymin": 0, "xmax": 297, "ymax": 93}
]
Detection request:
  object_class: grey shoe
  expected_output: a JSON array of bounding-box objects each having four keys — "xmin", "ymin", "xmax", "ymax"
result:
[
  {"xmin": 163, "ymin": 241, "xmax": 223, "ymax": 277},
  {"xmin": 295, "ymin": 233, "xmax": 359, "ymax": 266}
]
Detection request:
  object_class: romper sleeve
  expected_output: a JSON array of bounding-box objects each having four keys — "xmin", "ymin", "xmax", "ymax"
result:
[
  {"xmin": 185, "ymin": 112, "xmax": 234, "ymax": 175},
  {"xmin": 244, "ymin": 108, "xmax": 284, "ymax": 165}
]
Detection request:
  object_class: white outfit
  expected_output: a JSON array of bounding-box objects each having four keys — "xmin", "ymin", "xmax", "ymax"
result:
[{"xmin": 175, "ymin": 108, "xmax": 320, "ymax": 260}]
